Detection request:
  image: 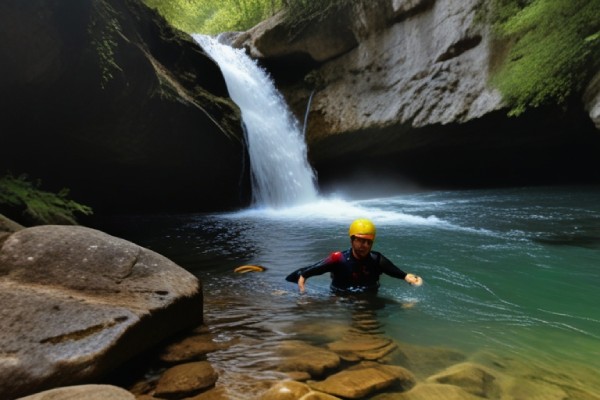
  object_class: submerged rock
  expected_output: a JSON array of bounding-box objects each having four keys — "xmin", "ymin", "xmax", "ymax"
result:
[
  {"xmin": 276, "ymin": 340, "xmax": 341, "ymax": 377},
  {"xmin": 327, "ymin": 335, "xmax": 397, "ymax": 362},
  {"xmin": 0, "ymin": 225, "xmax": 203, "ymax": 399},
  {"xmin": 17, "ymin": 384, "xmax": 135, "ymax": 400},
  {"xmin": 385, "ymin": 382, "xmax": 484, "ymax": 400},
  {"xmin": 261, "ymin": 380, "xmax": 341, "ymax": 400},
  {"xmin": 154, "ymin": 361, "xmax": 218, "ymax": 398},
  {"xmin": 159, "ymin": 330, "xmax": 227, "ymax": 363},
  {"xmin": 427, "ymin": 362, "xmax": 500, "ymax": 398},
  {"xmin": 308, "ymin": 361, "xmax": 416, "ymax": 399}
]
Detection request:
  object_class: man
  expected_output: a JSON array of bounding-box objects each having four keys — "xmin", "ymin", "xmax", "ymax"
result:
[{"xmin": 286, "ymin": 219, "xmax": 423, "ymax": 294}]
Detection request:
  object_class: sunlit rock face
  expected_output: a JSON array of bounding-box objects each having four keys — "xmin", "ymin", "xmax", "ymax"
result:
[
  {"xmin": 235, "ymin": 0, "xmax": 600, "ymax": 191},
  {"xmin": 0, "ymin": 0, "xmax": 249, "ymax": 214}
]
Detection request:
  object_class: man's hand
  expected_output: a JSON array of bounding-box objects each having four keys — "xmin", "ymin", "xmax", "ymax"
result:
[
  {"xmin": 405, "ymin": 273, "xmax": 423, "ymax": 286},
  {"xmin": 298, "ymin": 275, "xmax": 306, "ymax": 293}
]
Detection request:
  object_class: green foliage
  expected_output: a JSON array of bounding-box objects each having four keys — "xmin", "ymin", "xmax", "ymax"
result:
[
  {"xmin": 0, "ymin": 174, "xmax": 93, "ymax": 226},
  {"xmin": 142, "ymin": 0, "xmax": 284, "ymax": 34},
  {"xmin": 491, "ymin": 0, "xmax": 600, "ymax": 116},
  {"xmin": 88, "ymin": 1, "xmax": 124, "ymax": 89}
]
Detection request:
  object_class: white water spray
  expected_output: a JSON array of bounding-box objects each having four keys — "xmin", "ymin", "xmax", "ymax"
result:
[{"xmin": 193, "ymin": 34, "xmax": 318, "ymax": 208}]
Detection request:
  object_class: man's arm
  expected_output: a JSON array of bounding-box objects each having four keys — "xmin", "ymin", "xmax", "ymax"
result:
[
  {"xmin": 289, "ymin": 251, "xmax": 344, "ymax": 292},
  {"xmin": 379, "ymin": 253, "xmax": 423, "ymax": 286}
]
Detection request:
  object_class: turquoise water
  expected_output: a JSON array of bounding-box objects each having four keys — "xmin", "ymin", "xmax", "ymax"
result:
[{"xmin": 99, "ymin": 185, "xmax": 600, "ymax": 398}]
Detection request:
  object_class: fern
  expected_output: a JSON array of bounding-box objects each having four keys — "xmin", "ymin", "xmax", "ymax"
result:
[
  {"xmin": 491, "ymin": 0, "xmax": 600, "ymax": 116},
  {"xmin": 0, "ymin": 174, "xmax": 93, "ymax": 226}
]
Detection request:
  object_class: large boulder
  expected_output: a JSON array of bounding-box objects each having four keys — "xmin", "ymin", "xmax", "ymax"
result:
[
  {"xmin": 0, "ymin": 225, "xmax": 203, "ymax": 399},
  {"xmin": 0, "ymin": 0, "xmax": 249, "ymax": 214}
]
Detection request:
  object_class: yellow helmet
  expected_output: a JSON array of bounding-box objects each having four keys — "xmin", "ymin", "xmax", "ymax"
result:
[{"xmin": 348, "ymin": 219, "xmax": 376, "ymax": 240}]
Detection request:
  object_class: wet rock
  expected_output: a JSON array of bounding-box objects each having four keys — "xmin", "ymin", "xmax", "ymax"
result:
[
  {"xmin": 17, "ymin": 384, "xmax": 135, "ymax": 400},
  {"xmin": 261, "ymin": 381, "xmax": 341, "ymax": 400},
  {"xmin": 154, "ymin": 361, "xmax": 218, "ymax": 399},
  {"xmin": 0, "ymin": 225, "xmax": 203, "ymax": 399},
  {"xmin": 260, "ymin": 381, "xmax": 311, "ymax": 400},
  {"xmin": 326, "ymin": 335, "xmax": 397, "ymax": 362},
  {"xmin": 277, "ymin": 341, "xmax": 341, "ymax": 377},
  {"xmin": 389, "ymin": 342, "xmax": 466, "ymax": 378},
  {"xmin": 380, "ymin": 382, "xmax": 483, "ymax": 400},
  {"xmin": 282, "ymin": 371, "xmax": 312, "ymax": 382},
  {"xmin": 135, "ymin": 395, "xmax": 157, "ymax": 400},
  {"xmin": 426, "ymin": 362, "xmax": 500, "ymax": 398},
  {"xmin": 299, "ymin": 393, "xmax": 341, "ymax": 400},
  {"xmin": 309, "ymin": 361, "xmax": 415, "ymax": 399},
  {"xmin": 288, "ymin": 320, "xmax": 351, "ymax": 343},
  {"xmin": 183, "ymin": 386, "xmax": 229, "ymax": 399},
  {"xmin": 159, "ymin": 332, "xmax": 225, "ymax": 363}
]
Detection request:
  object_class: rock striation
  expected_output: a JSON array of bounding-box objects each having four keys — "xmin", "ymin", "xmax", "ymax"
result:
[{"xmin": 0, "ymin": 224, "xmax": 203, "ymax": 399}]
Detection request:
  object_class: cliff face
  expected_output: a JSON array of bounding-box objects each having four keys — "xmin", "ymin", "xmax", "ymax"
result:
[
  {"xmin": 0, "ymin": 0, "xmax": 250, "ymax": 214},
  {"xmin": 234, "ymin": 0, "xmax": 600, "ymax": 193}
]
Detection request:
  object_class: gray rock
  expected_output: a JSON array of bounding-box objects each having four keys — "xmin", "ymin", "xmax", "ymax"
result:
[
  {"xmin": 261, "ymin": 380, "xmax": 342, "ymax": 400},
  {"xmin": 159, "ymin": 331, "xmax": 226, "ymax": 363},
  {"xmin": 326, "ymin": 335, "xmax": 397, "ymax": 362},
  {"xmin": 260, "ymin": 381, "xmax": 312, "ymax": 400},
  {"xmin": 0, "ymin": 225, "xmax": 203, "ymax": 399}
]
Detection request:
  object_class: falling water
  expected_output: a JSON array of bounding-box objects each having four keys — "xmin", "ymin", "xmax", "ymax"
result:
[{"xmin": 193, "ymin": 34, "xmax": 318, "ymax": 208}]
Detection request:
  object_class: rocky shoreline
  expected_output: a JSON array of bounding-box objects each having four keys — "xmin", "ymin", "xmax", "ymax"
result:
[
  {"xmin": 3, "ymin": 215, "xmax": 597, "ymax": 399},
  {"xmin": 105, "ymin": 309, "xmax": 589, "ymax": 400}
]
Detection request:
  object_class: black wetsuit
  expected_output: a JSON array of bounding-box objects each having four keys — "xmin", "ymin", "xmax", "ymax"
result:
[{"xmin": 285, "ymin": 249, "xmax": 408, "ymax": 294}]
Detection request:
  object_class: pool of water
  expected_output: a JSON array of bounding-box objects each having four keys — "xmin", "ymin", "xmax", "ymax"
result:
[{"xmin": 97, "ymin": 185, "xmax": 600, "ymax": 398}]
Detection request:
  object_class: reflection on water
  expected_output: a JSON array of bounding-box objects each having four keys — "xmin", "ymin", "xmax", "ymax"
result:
[{"xmin": 96, "ymin": 186, "xmax": 600, "ymax": 398}]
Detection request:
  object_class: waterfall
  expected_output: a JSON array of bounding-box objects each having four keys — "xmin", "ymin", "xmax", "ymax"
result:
[{"xmin": 193, "ymin": 34, "xmax": 318, "ymax": 208}]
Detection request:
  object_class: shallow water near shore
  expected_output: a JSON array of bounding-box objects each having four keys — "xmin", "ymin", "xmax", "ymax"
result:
[{"xmin": 98, "ymin": 185, "xmax": 600, "ymax": 398}]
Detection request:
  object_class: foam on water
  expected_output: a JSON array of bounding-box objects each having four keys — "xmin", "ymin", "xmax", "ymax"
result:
[{"xmin": 225, "ymin": 196, "xmax": 446, "ymax": 226}]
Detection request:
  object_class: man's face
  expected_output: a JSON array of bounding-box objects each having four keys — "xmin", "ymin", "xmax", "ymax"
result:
[{"xmin": 351, "ymin": 236, "xmax": 373, "ymax": 259}]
